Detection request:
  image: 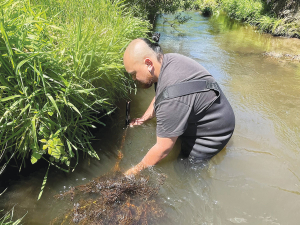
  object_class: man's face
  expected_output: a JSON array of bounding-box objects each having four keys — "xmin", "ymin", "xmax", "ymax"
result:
[{"xmin": 124, "ymin": 56, "xmax": 154, "ymax": 89}]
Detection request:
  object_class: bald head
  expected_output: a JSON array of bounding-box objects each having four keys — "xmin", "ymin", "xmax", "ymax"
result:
[
  {"xmin": 124, "ymin": 39, "xmax": 158, "ymax": 65},
  {"xmin": 123, "ymin": 38, "xmax": 163, "ymax": 87}
]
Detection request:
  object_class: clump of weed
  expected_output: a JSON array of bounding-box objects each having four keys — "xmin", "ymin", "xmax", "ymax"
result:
[{"xmin": 52, "ymin": 172, "xmax": 166, "ymax": 224}]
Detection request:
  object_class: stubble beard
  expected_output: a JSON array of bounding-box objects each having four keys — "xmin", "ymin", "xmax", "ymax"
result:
[{"xmin": 140, "ymin": 76, "xmax": 153, "ymax": 89}]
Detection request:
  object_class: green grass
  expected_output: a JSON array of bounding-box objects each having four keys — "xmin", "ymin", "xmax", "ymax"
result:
[
  {"xmin": 191, "ymin": 0, "xmax": 300, "ymax": 37},
  {"xmin": 0, "ymin": 0, "xmax": 150, "ymax": 175},
  {"xmin": 0, "ymin": 208, "xmax": 23, "ymax": 225}
]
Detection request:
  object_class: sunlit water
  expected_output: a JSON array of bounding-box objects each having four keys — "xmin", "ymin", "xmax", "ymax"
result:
[{"xmin": 1, "ymin": 12, "xmax": 300, "ymax": 225}]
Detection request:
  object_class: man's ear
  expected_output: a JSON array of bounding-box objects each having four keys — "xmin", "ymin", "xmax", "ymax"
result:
[
  {"xmin": 144, "ymin": 58, "xmax": 153, "ymax": 72},
  {"xmin": 144, "ymin": 58, "xmax": 153, "ymax": 67}
]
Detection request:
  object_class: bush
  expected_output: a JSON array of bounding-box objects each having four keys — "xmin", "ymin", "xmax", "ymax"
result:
[
  {"xmin": 192, "ymin": 0, "xmax": 219, "ymax": 16},
  {"xmin": 220, "ymin": 0, "xmax": 264, "ymax": 22}
]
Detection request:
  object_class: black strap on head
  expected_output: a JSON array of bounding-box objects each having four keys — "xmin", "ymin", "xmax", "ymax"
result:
[{"xmin": 155, "ymin": 80, "xmax": 220, "ymax": 107}]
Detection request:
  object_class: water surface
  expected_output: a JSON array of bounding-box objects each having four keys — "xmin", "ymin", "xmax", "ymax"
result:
[{"xmin": 1, "ymin": 12, "xmax": 300, "ymax": 225}]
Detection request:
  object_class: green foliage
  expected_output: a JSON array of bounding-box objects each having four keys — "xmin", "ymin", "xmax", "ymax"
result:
[
  {"xmin": 219, "ymin": 0, "xmax": 300, "ymax": 37},
  {"xmin": 124, "ymin": 0, "xmax": 194, "ymax": 22},
  {"xmin": 192, "ymin": 0, "xmax": 219, "ymax": 16},
  {"xmin": 191, "ymin": 0, "xmax": 300, "ymax": 37},
  {"xmin": 0, "ymin": 208, "xmax": 24, "ymax": 225},
  {"xmin": 0, "ymin": 0, "xmax": 150, "ymax": 175},
  {"xmin": 220, "ymin": 0, "xmax": 264, "ymax": 22}
]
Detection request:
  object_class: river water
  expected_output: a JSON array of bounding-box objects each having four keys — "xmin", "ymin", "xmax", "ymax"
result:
[{"xmin": 1, "ymin": 11, "xmax": 300, "ymax": 225}]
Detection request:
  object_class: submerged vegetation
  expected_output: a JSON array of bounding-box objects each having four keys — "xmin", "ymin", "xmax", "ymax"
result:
[
  {"xmin": 0, "ymin": 0, "xmax": 150, "ymax": 175},
  {"xmin": 192, "ymin": 0, "xmax": 300, "ymax": 38},
  {"xmin": 52, "ymin": 172, "xmax": 166, "ymax": 224}
]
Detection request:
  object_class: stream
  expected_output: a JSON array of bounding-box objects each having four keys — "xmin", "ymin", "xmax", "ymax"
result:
[{"xmin": 1, "ymin": 11, "xmax": 300, "ymax": 225}]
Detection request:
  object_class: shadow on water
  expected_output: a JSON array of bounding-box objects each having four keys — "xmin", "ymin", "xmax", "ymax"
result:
[{"xmin": 1, "ymin": 11, "xmax": 300, "ymax": 225}]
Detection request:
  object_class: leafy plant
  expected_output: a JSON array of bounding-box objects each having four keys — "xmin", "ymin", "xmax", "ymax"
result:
[{"xmin": 0, "ymin": 0, "xmax": 150, "ymax": 179}]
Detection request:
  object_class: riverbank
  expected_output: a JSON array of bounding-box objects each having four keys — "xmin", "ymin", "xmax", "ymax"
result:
[
  {"xmin": 0, "ymin": 0, "xmax": 151, "ymax": 187},
  {"xmin": 192, "ymin": 0, "xmax": 300, "ymax": 38},
  {"xmin": 0, "ymin": 0, "xmax": 151, "ymax": 222}
]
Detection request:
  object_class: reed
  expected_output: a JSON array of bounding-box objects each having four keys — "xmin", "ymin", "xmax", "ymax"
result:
[{"xmin": 0, "ymin": 0, "xmax": 150, "ymax": 174}]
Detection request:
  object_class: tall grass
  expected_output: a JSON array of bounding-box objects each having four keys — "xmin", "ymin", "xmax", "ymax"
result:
[
  {"xmin": 219, "ymin": 0, "xmax": 300, "ymax": 37},
  {"xmin": 192, "ymin": 0, "xmax": 300, "ymax": 37},
  {"xmin": 0, "ymin": 0, "xmax": 150, "ymax": 175}
]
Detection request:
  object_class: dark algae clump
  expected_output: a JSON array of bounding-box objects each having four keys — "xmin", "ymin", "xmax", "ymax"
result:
[{"xmin": 52, "ymin": 172, "xmax": 166, "ymax": 224}]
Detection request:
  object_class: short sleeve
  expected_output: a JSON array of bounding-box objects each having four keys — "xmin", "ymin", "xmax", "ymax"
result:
[{"xmin": 155, "ymin": 98, "xmax": 192, "ymax": 138}]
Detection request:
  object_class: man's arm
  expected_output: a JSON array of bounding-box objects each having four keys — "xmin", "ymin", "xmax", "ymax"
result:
[
  {"xmin": 125, "ymin": 136, "xmax": 178, "ymax": 176},
  {"xmin": 130, "ymin": 97, "xmax": 156, "ymax": 126}
]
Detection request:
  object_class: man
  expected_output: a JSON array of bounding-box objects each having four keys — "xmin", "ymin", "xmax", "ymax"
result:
[{"xmin": 123, "ymin": 38, "xmax": 235, "ymax": 176}]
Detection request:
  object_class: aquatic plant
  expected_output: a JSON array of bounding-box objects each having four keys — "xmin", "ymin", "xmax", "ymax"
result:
[
  {"xmin": 52, "ymin": 172, "xmax": 166, "ymax": 224},
  {"xmin": 0, "ymin": 0, "xmax": 150, "ymax": 177}
]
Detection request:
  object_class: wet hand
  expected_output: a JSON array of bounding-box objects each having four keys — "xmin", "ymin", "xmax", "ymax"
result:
[
  {"xmin": 124, "ymin": 167, "xmax": 138, "ymax": 177},
  {"xmin": 124, "ymin": 162, "xmax": 147, "ymax": 176},
  {"xmin": 129, "ymin": 117, "xmax": 145, "ymax": 127}
]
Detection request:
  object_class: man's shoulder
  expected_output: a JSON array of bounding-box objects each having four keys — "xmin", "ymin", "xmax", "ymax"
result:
[{"xmin": 164, "ymin": 53, "xmax": 190, "ymax": 61}]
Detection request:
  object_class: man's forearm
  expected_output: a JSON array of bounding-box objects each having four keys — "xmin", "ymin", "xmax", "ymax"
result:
[
  {"xmin": 125, "ymin": 144, "xmax": 172, "ymax": 175},
  {"xmin": 141, "ymin": 142, "xmax": 172, "ymax": 166},
  {"xmin": 125, "ymin": 136, "xmax": 178, "ymax": 175}
]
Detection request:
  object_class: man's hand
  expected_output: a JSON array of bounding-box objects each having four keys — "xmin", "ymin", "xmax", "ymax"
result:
[
  {"xmin": 129, "ymin": 117, "xmax": 146, "ymax": 127},
  {"xmin": 124, "ymin": 167, "xmax": 138, "ymax": 176},
  {"xmin": 124, "ymin": 161, "xmax": 147, "ymax": 176},
  {"xmin": 130, "ymin": 97, "xmax": 156, "ymax": 127}
]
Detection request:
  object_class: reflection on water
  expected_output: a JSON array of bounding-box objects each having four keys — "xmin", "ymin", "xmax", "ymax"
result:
[
  {"xmin": 156, "ymin": 12, "xmax": 300, "ymax": 224},
  {"xmin": 1, "ymin": 11, "xmax": 300, "ymax": 225}
]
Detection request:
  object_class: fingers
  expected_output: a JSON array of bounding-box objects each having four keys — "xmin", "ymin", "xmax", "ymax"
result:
[
  {"xmin": 129, "ymin": 118, "xmax": 144, "ymax": 127},
  {"xmin": 124, "ymin": 168, "xmax": 137, "ymax": 177}
]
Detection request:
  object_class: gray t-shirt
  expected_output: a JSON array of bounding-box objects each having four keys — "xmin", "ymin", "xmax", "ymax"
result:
[
  {"xmin": 154, "ymin": 53, "xmax": 235, "ymax": 159},
  {"xmin": 155, "ymin": 53, "xmax": 217, "ymax": 138}
]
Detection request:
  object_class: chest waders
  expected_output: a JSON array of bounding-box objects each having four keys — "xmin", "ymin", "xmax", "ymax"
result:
[
  {"xmin": 154, "ymin": 79, "xmax": 226, "ymax": 160},
  {"xmin": 154, "ymin": 79, "xmax": 220, "ymax": 107}
]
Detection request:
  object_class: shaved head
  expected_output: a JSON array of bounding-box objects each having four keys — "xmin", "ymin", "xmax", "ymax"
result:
[
  {"xmin": 124, "ymin": 39, "xmax": 157, "ymax": 65},
  {"xmin": 123, "ymin": 38, "xmax": 163, "ymax": 88}
]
